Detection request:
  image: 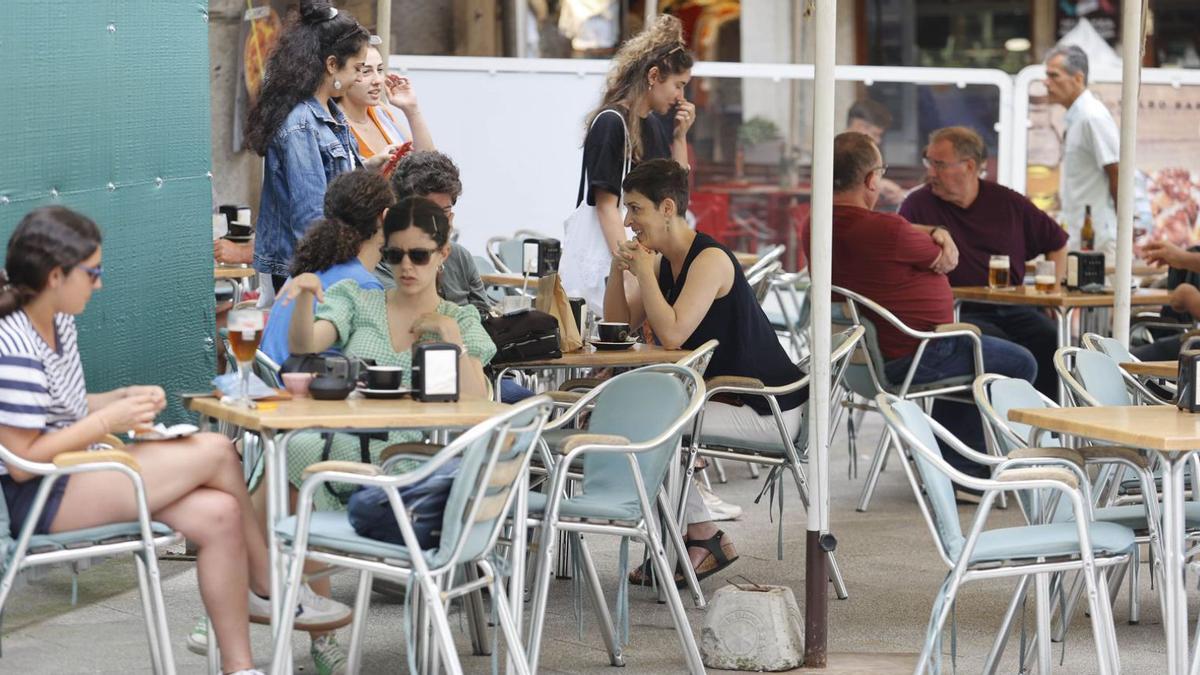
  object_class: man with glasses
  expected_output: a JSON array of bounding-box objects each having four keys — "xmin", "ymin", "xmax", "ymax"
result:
[
  {"xmin": 900, "ymin": 126, "xmax": 1067, "ymax": 399},
  {"xmin": 811, "ymin": 131, "xmax": 1036, "ymax": 485}
]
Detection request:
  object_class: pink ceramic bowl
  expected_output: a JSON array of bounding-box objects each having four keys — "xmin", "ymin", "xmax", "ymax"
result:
[{"xmin": 281, "ymin": 372, "xmax": 316, "ymax": 398}]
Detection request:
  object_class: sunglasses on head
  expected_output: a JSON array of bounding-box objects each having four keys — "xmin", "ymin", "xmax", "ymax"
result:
[{"xmin": 380, "ymin": 246, "xmax": 436, "ymax": 266}]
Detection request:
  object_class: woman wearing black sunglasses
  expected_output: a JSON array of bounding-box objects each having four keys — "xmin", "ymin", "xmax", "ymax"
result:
[{"xmin": 280, "ymin": 196, "xmax": 496, "ymax": 506}]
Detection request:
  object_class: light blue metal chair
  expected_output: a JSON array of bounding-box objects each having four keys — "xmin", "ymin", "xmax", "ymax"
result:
[
  {"xmin": 268, "ymin": 396, "xmax": 554, "ymax": 675},
  {"xmin": 680, "ymin": 326, "xmax": 863, "ymax": 600},
  {"xmin": 524, "ymin": 365, "xmax": 707, "ymax": 673},
  {"xmin": 830, "ymin": 285, "xmax": 986, "ymax": 511},
  {"xmin": 974, "ymin": 374, "xmax": 1176, "ymax": 629},
  {"xmin": 0, "ymin": 442, "xmax": 181, "ymax": 674},
  {"xmin": 877, "ymin": 394, "xmax": 1130, "ymax": 674}
]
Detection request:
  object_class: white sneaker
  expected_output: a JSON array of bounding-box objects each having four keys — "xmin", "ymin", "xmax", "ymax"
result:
[
  {"xmin": 697, "ymin": 482, "xmax": 743, "ymax": 521},
  {"xmin": 188, "ymin": 586, "xmax": 354, "ymax": 655},
  {"xmin": 186, "ymin": 617, "xmax": 208, "ymax": 656}
]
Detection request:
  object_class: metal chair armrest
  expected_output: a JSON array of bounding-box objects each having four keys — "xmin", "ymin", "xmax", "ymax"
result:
[
  {"xmin": 556, "ymin": 434, "xmax": 630, "ymax": 455},
  {"xmin": 302, "ymin": 461, "xmax": 382, "ymax": 479},
  {"xmin": 994, "ymin": 466, "xmax": 1080, "ymax": 491},
  {"xmin": 935, "ymin": 322, "xmax": 982, "ymax": 336}
]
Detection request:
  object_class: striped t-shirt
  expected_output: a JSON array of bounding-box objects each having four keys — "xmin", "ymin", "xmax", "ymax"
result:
[{"xmin": 0, "ymin": 311, "xmax": 88, "ymax": 475}]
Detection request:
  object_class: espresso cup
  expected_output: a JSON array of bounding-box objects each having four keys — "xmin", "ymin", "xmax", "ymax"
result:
[
  {"xmin": 366, "ymin": 366, "xmax": 404, "ymax": 390},
  {"xmin": 281, "ymin": 372, "xmax": 316, "ymax": 398},
  {"xmin": 597, "ymin": 321, "xmax": 630, "ymax": 343}
]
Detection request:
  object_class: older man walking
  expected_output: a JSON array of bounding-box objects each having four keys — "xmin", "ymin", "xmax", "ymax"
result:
[{"xmin": 1044, "ymin": 44, "xmax": 1121, "ymax": 260}]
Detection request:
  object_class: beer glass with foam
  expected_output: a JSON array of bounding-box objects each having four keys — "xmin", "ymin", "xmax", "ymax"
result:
[
  {"xmin": 227, "ymin": 308, "xmax": 265, "ymax": 407},
  {"xmin": 1034, "ymin": 260, "xmax": 1057, "ymax": 293},
  {"xmin": 988, "ymin": 255, "xmax": 1011, "ymax": 289}
]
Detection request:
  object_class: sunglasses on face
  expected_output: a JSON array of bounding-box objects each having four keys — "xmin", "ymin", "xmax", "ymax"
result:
[
  {"xmin": 77, "ymin": 264, "xmax": 103, "ymax": 282},
  {"xmin": 380, "ymin": 246, "xmax": 436, "ymax": 266}
]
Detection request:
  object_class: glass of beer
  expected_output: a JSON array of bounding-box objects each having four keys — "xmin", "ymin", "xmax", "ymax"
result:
[
  {"xmin": 1034, "ymin": 261, "xmax": 1057, "ymax": 293},
  {"xmin": 227, "ymin": 308, "xmax": 265, "ymax": 407},
  {"xmin": 988, "ymin": 255, "xmax": 1011, "ymax": 289}
]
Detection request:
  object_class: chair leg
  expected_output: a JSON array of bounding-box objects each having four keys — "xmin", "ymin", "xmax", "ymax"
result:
[
  {"xmin": 575, "ymin": 534, "xmax": 625, "ymax": 666},
  {"xmin": 139, "ymin": 545, "xmax": 176, "ymax": 675},
  {"xmin": 345, "ymin": 571, "xmax": 373, "ymax": 674},
  {"xmin": 856, "ymin": 429, "xmax": 893, "ymax": 512},
  {"xmin": 489, "ymin": 572, "xmax": 532, "ymax": 675},
  {"xmin": 205, "ymin": 617, "xmax": 220, "ymax": 675},
  {"xmin": 747, "ymin": 462, "xmax": 760, "ymax": 479},
  {"xmin": 1128, "ymin": 545, "xmax": 1140, "ymax": 624},
  {"xmin": 915, "ymin": 573, "xmax": 967, "ymax": 675},
  {"xmin": 1052, "ymin": 570, "xmax": 1084, "ymax": 643},
  {"xmin": 419, "ymin": 575, "xmax": 464, "ymax": 675},
  {"xmin": 268, "ymin": 546, "xmax": 310, "ymax": 675},
  {"xmin": 525, "ymin": 519, "xmax": 559, "ymax": 674},
  {"xmin": 659, "ymin": 492, "xmax": 705, "ymax": 609},
  {"xmin": 786, "ymin": 462, "xmax": 849, "ymax": 600},
  {"xmin": 982, "ymin": 575, "xmax": 1031, "ymax": 675},
  {"xmin": 132, "ymin": 551, "xmax": 165, "ymax": 675},
  {"xmin": 712, "ymin": 458, "xmax": 728, "ymax": 484},
  {"xmin": 461, "ymin": 564, "xmax": 491, "ymax": 656},
  {"xmin": 641, "ymin": 525, "xmax": 705, "ymax": 674},
  {"xmin": 1035, "ymin": 572, "xmax": 1053, "ymax": 674}
]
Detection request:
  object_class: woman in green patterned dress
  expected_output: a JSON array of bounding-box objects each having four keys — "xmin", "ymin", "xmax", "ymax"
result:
[{"xmin": 282, "ymin": 196, "xmax": 496, "ymax": 510}]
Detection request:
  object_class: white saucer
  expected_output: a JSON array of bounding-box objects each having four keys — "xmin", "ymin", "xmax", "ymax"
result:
[{"xmin": 358, "ymin": 387, "xmax": 412, "ymax": 399}]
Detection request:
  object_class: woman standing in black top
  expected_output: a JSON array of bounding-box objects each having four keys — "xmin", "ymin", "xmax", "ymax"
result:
[
  {"xmin": 561, "ymin": 15, "xmax": 697, "ymax": 314},
  {"xmin": 605, "ymin": 159, "xmax": 808, "ymax": 582}
]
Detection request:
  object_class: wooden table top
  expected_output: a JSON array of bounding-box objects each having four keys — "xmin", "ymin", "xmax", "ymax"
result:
[
  {"xmin": 215, "ymin": 265, "xmax": 256, "ymax": 280},
  {"xmin": 187, "ymin": 395, "xmax": 509, "ymax": 432},
  {"xmin": 480, "ymin": 273, "xmax": 532, "ymax": 288},
  {"xmin": 1121, "ymin": 360, "xmax": 1177, "ymax": 379},
  {"xmin": 953, "ymin": 286, "xmax": 1169, "ymax": 308},
  {"xmin": 1009, "ymin": 405, "xmax": 1200, "ymax": 451},
  {"xmin": 733, "ymin": 251, "xmax": 759, "ymax": 267},
  {"xmin": 500, "ymin": 342, "xmax": 691, "ymax": 369}
]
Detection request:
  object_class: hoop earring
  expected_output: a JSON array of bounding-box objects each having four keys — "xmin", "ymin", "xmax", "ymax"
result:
[{"xmin": 333, "ymin": 78, "xmax": 342, "ymax": 91}]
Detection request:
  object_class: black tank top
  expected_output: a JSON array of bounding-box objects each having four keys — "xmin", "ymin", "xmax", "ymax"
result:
[{"xmin": 657, "ymin": 232, "xmax": 807, "ymax": 414}]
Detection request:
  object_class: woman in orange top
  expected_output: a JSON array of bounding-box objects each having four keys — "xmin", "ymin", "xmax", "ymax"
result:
[{"xmin": 341, "ymin": 44, "xmax": 435, "ymax": 159}]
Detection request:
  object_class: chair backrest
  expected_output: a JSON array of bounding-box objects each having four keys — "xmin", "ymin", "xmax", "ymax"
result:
[
  {"xmin": 790, "ymin": 326, "xmax": 866, "ymax": 445},
  {"xmin": 581, "ymin": 366, "xmax": 704, "ymax": 516},
  {"xmin": 1082, "ymin": 332, "xmax": 1135, "ymax": 363},
  {"xmin": 255, "ymin": 350, "xmax": 283, "ymax": 388},
  {"xmin": 676, "ymin": 339, "xmax": 719, "ymax": 375},
  {"xmin": 743, "ymin": 244, "xmax": 785, "ymax": 279},
  {"xmin": 975, "ymin": 374, "xmax": 1060, "ymax": 454},
  {"xmin": 829, "ymin": 287, "xmax": 890, "ymax": 398},
  {"xmin": 485, "ymin": 236, "xmax": 526, "ymax": 274},
  {"xmin": 746, "ymin": 261, "xmax": 782, "ymax": 302},
  {"xmin": 1057, "ymin": 347, "xmax": 1132, "ymax": 407},
  {"xmin": 876, "ymin": 395, "xmax": 965, "ymax": 564},
  {"xmin": 432, "ymin": 397, "xmax": 553, "ymax": 568}
]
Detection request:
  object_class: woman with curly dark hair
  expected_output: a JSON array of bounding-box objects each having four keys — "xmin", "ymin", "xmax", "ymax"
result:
[
  {"xmin": 259, "ymin": 169, "xmax": 395, "ymax": 366},
  {"xmin": 247, "ymin": 0, "xmax": 396, "ymax": 298}
]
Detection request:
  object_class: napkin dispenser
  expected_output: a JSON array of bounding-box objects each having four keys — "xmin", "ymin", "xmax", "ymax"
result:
[
  {"xmin": 1066, "ymin": 251, "xmax": 1105, "ymax": 290},
  {"xmin": 411, "ymin": 343, "xmax": 460, "ymax": 402},
  {"xmin": 1178, "ymin": 341, "xmax": 1200, "ymax": 412},
  {"xmin": 522, "ymin": 238, "xmax": 562, "ymax": 277}
]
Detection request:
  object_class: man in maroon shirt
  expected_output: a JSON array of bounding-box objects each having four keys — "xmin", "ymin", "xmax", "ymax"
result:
[
  {"xmin": 816, "ymin": 132, "xmax": 1036, "ymax": 478},
  {"xmin": 900, "ymin": 126, "xmax": 1068, "ymax": 398}
]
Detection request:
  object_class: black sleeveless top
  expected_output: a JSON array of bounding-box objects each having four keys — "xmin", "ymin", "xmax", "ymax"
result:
[{"xmin": 656, "ymin": 233, "xmax": 807, "ymax": 415}]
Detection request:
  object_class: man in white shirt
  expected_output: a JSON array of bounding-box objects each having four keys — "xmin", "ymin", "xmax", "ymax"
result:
[{"xmin": 1044, "ymin": 44, "xmax": 1121, "ymax": 260}]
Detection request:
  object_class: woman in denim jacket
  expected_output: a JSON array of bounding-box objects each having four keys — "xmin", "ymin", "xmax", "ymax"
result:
[{"xmin": 245, "ymin": 1, "xmax": 393, "ymax": 298}]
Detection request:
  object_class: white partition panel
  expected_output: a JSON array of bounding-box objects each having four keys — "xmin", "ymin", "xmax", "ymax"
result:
[{"xmin": 391, "ymin": 55, "xmax": 1015, "ymax": 255}]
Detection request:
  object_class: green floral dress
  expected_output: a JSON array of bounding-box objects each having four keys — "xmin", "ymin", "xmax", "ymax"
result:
[{"xmin": 286, "ymin": 279, "xmax": 497, "ymax": 510}]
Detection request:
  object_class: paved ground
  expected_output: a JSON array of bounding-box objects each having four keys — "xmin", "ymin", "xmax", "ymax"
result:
[{"xmin": 1, "ymin": 414, "xmax": 1179, "ymax": 673}]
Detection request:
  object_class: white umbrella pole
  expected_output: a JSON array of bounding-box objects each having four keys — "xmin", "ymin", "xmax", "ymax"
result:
[
  {"xmin": 805, "ymin": 0, "xmax": 836, "ymax": 667},
  {"xmin": 1112, "ymin": 0, "xmax": 1144, "ymax": 346},
  {"xmin": 376, "ymin": 0, "xmax": 391, "ymax": 63}
]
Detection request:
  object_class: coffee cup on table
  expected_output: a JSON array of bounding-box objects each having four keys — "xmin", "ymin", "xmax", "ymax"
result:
[
  {"xmin": 227, "ymin": 222, "xmax": 253, "ymax": 239},
  {"xmin": 366, "ymin": 365, "xmax": 404, "ymax": 391},
  {"xmin": 596, "ymin": 321, "xmax": 630, "ymax": 343}
]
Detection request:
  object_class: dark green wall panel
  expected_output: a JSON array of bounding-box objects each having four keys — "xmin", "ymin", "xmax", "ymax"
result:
[{"xmin": 0, "ymin": 1, "xmax": 215, "ymax": 421}]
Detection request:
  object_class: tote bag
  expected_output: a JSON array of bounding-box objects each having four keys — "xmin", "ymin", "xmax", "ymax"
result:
[{"xmin": 560, "ymin": 109, "xmax": 631, "ymax": 316}]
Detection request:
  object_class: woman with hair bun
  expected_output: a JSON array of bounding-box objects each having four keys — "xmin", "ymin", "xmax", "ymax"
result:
[
  {"xmin": 246, "ymin": 0, "xmax": 396, "ymax": 296},
  {"xmin": 0, "ymin": 207, "xmax": 352, "ymax": 675},
  {"xmin": 561, "ymin": 14, "xmax": 697, "ymax": 314},
  {"xmin": 258, "ymin": 168, "xmax": 396, "ymax": 366}
]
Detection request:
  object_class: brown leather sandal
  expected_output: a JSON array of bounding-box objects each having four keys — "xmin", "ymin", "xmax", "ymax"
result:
[{"xmin": 627, "ymin": 530, "xmax": 738, "ymax": 589}]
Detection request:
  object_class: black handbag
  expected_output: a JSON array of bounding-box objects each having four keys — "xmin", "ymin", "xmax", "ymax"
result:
[{"xmin": 483, "ymin": 310, "xmax": 562, "ymax": 364}]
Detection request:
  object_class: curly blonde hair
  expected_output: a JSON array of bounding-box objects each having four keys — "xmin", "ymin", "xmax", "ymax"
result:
[{"xmin": 586, "ymin": 15, "xmax": 694, "ymax": 161}]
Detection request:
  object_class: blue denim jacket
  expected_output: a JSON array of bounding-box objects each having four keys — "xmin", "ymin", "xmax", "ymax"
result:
[{"xmin": 254, "ymin": 97, "xmax": 360, "ymax": 278}]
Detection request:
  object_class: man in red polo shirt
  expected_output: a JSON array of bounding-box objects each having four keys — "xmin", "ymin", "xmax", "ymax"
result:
[
  {"xmin": 814, "ymin": 132, "xmax": 1037, "ymax": 478},
  {"xmin": 900, "ymin": 126, "xmax": 1068, "ymax": 398}
]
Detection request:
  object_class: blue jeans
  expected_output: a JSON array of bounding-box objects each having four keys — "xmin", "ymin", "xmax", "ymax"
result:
[
  {"xmin": 499, "ymin": 378, "xmax": 535, "ymax": 404},
  {"xmin": 884, "ymin": 335, "xmax": 1037, "ymax": 477}
]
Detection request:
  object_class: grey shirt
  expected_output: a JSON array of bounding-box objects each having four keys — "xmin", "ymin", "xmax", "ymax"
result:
[{"xmin": 374, "ymin": 242, "xmax": 491, "ymax": 317}]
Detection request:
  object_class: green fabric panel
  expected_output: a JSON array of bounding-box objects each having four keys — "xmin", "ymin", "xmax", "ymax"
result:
[{"xmin": 0, "ymin": 1, "xmax": 215, "ymax": 422}]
